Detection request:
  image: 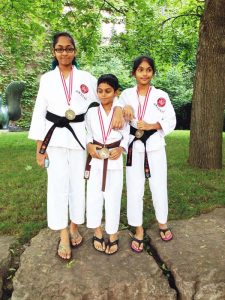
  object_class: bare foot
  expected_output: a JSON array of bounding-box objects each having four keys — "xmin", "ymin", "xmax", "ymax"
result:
[
  {"xmin": 131, "ymin": 226, "xmax": 144, "ymax": 252},
  {"xmin": 105, "ymin": 233, "xmax": 119, "ymax": 255},
  {"xmin": 70, "ymin": 222, "xmax": 82, "ymax": 247},
  {"xmin": 93, "ymin": 227, "xmax": 105, "ymax": 252},
  {"xmin": 159, "ymin": 223, "xmax": 173, "ymax": 241},
  {"xmin": 58, "ymin": 228, "xmax": 71, "ymax": 260}
]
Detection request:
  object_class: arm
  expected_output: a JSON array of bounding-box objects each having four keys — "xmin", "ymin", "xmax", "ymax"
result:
[
  {"xmin": 85, "ymin": 110, "xmax": 101, "ymax": 159},
  {"xmin": 157, "ymin": 96, "xmax": 176, "ymax": 136},
  {"xmin": 28, "ymin": 76, "xmax": 48, "ymax": 141},
  {"xmin": 109, "ymin": 122, "xmax": 129, "ymax": 160},
  {"xmin": 112, "ymin": 106, "xmax": 124, "ymax": 130},
  {"xmin": 137, "ymin": 121, "xmax": 162, "ymax": 131},
  {"xmin": 36, "ymin": 140, "xmax": 48, "ymax": 168}
]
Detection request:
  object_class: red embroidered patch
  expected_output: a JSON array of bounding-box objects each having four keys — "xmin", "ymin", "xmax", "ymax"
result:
[
  {"xmin": 157, "ymin": 97, "xmax": 166, "ymax": 107},
  {"xmin": 80, "ymin": 84, "xmax": 89, "ymax": 94}
]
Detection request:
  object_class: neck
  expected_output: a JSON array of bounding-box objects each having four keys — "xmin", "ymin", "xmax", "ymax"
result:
[
  {"xmin": 58, "ymin": 64, "xmax": 73, "ymax": 77},
  {"xmin": 102, "ymin": 103, "xmax": 113, "ymax": 115},
  {"xmin": 137, "ymin": 84, "xmax": 150, "ymax": 95}
]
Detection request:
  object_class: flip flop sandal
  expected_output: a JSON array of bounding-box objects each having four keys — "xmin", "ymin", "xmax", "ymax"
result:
[
  {"xmin": 92, "ymin": 235, "xmax": 105, "ymax": 253},
  {"xmin": 70, "ymin": 231, "xmax": 83, "ymax": 248},
  {"xmin": 56, "ymin": 240, "xmax": 73, "ymax": 261},
  {"xmin": 159, "ymin": 228, "xmax": 173, "ymax": 242},
  {"xmin": 105, "ymin": 239, "xmax": 119, "ymax": 255},
  {"xmin": 130, "ymin": 235, "xmax": 144, "ymax": 253}
]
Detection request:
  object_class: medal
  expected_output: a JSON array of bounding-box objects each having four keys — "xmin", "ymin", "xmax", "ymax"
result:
[
  {"xmin": 135, "ymin": 86, "xmax": 151, "ymax": 136},
  {"xmin": 98, "ymin": 147, "xmax": 110, "ymax": 159},
  {"xmin": 65, "ymin": 108, "xmax": 76, "ymax": 120},
  {"xmin": 135, "ymin": 129, "xmax": 144, "ymax": 139},
  {"xmin": 137, "ymin": 85, "xmax": 151, "ymax": 120},
  {"xmin": 60, "ymin": 67, "xmax": 75, "ymax": 119},
  {"xmin": 98, "ymin": 106, "xmax": 114, "ymax": 159}
]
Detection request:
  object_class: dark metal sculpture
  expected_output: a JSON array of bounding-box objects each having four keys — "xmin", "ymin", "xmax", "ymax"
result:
[{"xmin": 0, "ymin": 81, "xmax": 25, "ymax": 129}]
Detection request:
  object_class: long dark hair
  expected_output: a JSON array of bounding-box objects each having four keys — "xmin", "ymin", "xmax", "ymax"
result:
[{"xmin": 52, "ymin": 32, "xmax": 77, "ymax": 69}]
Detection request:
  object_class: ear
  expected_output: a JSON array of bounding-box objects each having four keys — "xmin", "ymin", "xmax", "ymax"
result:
[
  {"xmin": 115, "ymin": 89, "xmax": 119, "ymax": 96},
  {"xmin": 52, "ymin": 48, "xmax": 56, "ymax": 57}
]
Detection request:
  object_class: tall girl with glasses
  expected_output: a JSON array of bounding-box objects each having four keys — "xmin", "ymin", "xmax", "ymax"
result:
[
  {"xmin": 29, "ymin": 32, "xmax": 124, "ymax": 261},
  {"xmin": 120, "ymin": 56, "xmax": 176, "ymax": 253}
]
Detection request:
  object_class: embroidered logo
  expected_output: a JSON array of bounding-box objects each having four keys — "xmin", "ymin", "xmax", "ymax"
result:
[
  {"xmin": 80, "ymin": 84, "xmax": 89, "ymax": 94},
  {"xmin": 157, "ymin": 97, "xmax": 166, "ymax": 107}
]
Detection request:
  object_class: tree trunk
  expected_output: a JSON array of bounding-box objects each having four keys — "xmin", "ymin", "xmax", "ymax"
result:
[{"xmin": 189, "ymin": 0, "xmax": 225, "ymax": 169}]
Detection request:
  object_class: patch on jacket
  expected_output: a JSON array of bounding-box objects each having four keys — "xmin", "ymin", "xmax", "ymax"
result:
[
  {"xmin": 80, "ymin": 84, "xmax": 89, "ymax": 94},
  {"xmin": 157, "ymin": 97, "xmax": 166, "ymax": 107}
]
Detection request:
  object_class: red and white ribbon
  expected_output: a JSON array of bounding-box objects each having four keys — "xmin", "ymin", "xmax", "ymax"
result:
[
  {"xmin": 136, "ymin": 86, "xmax": 151, "ymax": 120},
  {"xmin": 60, "ymin": 67, "xmax": 73, "ymax": 106},
  {"xmin": 98, "ymin": 107, "xmax": 114, "ymax": 145}
]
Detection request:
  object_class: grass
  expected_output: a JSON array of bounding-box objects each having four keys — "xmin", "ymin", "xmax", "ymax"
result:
[{"xmin": 0, "ymin": 130, "xmax": 225, "ymax": 243}]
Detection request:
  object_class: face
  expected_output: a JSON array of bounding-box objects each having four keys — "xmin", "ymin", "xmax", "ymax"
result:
[
  {"xmin": 97, "ymin": 83, "xmax": 117, "ymax": 106},
  {"xmin": 53, "ymin": 36, "xmax": 76, "ymax": 67},
  {"xmin": 133, "ymin": 60, "xmax": 154, "ymax": 86}
]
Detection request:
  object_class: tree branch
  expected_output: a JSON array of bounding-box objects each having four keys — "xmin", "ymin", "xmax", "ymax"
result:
[{"xmin": 161, "ymin": 13, "xmax": 202, "ymax": 27}]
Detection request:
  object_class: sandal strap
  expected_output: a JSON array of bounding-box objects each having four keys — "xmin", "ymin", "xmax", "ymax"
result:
[
  {"xmin": 107, "ymin": 239, "xmax": 119, "ymax": 247},
  {"xmin": 131, "ymin": 236, "xmax": 144, "ymax": 246},
  {"xmin": 70, "ymin": 231, "xmax": 81, "ymax": 239},
  {"xmin": 58, "ymin": 243, "xmax": 71, "ymax": 252},
  {"xmin": 159, "ymin": 228, "xmax": 171, "ymax": 234},
  {"xmin": 92, "ymin": 235, "xmax": 104, "ymax": 244}
]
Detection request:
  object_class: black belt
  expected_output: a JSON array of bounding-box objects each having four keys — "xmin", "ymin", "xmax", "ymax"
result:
[
  {"xmin": 39, "ymin": 102, "xmax": 99, "ymax": 154},
  {"xmin": 126, "ymin": 125, "xmax": 157, "ymax": 178},
  {"xmin": 85, "ymin": 139, "xmax": 121, "ymax": 192}
]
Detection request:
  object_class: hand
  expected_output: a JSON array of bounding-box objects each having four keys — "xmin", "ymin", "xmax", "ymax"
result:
[
  {"xmin": 137, "ymin": 120, "xmax": 150, "ymax": 131},
  {"xmin": 36, "ymin": 140, "xmax": 47, "ymax": 168},
  {"xmin": 123, "ymin": 105, "xmax": 135, "ymax": 121},
  {"xmin": 112, "ymin": 107, "xmax": 124, "ymax": 130},
  {"xmin": 36, "ymin": 152, "xmax": 47, "ymax": 168},
  {"xmin": 109, "ymin": 146, "xmax": 124, "ymax": 160},
  {"xmin": 87, "ymin": 143, "xmax": 101, "ymax": 159}
]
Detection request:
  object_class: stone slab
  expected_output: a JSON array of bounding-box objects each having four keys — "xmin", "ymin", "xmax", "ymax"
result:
[
  {"xmin": 147, "ymin": 208, "xmax": 225, "ymax": 300},
  {"xmin": 0, "ymin": 236, "xmax": 14, "ymax": 299},
  {"xmin": 12, "ymin": 228, "xmax": 176, "ymax": 300}
]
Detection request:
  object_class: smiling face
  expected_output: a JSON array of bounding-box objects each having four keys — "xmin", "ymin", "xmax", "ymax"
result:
[
  {"xmin": 53, "ymin": 36, "xmax": 76, "ymax": 68},
  {"xmin": 97, "ymin": 82, "xmax": 117, "ymax": 107},
  {"xmin": 133, "ymin": 60, "xmax": 154, "ymax": 86}
]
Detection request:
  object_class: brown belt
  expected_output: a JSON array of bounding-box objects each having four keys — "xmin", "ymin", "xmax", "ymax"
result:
[{"xmin": 84, "ymin": 139, "xmax": 121, "ymax": 192}]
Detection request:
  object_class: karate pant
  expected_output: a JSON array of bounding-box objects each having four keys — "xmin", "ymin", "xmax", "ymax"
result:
[
  {"xmin": 47, "ymin": 146, "xmax": 86, "ymax": 230},
  {"xmin": 86, "ymin": 168, "xmax": 123, "ymax": 234},
  {"xmin": 126, "ymin": 147, "xmax": 168, "ymax": 226}
]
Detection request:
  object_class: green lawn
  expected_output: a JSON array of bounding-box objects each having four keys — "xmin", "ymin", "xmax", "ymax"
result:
[{"xmin": 0, "ymin": 131, "xmax": 225, "ymax": 242}]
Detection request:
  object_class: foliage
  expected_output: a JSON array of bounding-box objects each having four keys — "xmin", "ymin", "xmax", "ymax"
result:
[{"xmin": 0, "ymin": 0, "xmax": 205, "ymax": 129}]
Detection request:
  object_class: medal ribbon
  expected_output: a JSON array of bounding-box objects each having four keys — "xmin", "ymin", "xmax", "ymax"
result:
[
  {"xmin": 60, "ymin": 67, "xmax": 73, "ymax": 106},
  {"xmin": 136, "ymin": 86, "xmax": 151, "ymax": 120},
  {"xmin": 98, "ymin": 107, "xmax": 114, "ymax": 145}
]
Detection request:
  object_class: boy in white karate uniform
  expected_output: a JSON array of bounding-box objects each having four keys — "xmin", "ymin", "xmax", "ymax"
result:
[{"xmin": 85, "ymin": 74, "xmax": 129, "ymax": 255}]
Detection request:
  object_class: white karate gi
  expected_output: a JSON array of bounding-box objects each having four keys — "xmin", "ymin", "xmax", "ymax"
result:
[
  {"xmin": 29, "ymin": 66, "xmax": 98, "ymax": 230},
  {"xmin": 120, "ymin": 86, "xmax": 176, "ymax": 225},
  {"xmin": 85, "ymin": 102, "xmax": 129, "ymax": 234}
]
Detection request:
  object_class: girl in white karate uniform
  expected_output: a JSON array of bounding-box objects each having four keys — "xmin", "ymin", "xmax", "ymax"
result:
[
  {"xmin": 120, "ymin": 56, "xmax": 176, "ymax": 252},
  {"xmin": 86, "ymin": 74, "xmax": 129, "ymax": 255},
  {"xmin": 29, "ymin": 32, "xmax": 123, "ymax": 261}
]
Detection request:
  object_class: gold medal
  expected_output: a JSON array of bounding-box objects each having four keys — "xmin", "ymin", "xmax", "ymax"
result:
[
  {"xmin": 98, "ymin": 147, "xmax": 110, "ymax": 159},
  {"xmin": 65, "ymin": 109, "xmax": 76, "ymax": 120},
  {"xmin": 135, "ymin": 129, "xmax": 144, "ymax": 139}
]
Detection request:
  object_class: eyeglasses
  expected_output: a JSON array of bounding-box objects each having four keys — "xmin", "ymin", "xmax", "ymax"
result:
[{"xmin": 54, "ymin": 48, "xmax": 75, "ymax": 53}]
